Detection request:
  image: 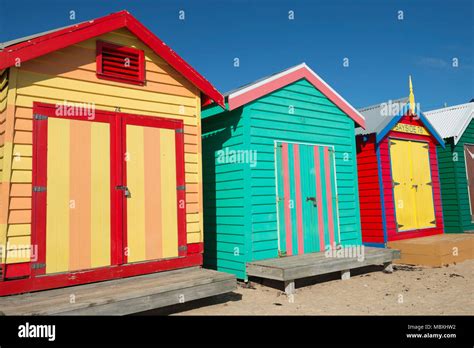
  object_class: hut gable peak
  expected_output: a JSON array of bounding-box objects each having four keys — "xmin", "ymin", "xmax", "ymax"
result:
[
  {"xmin": 0, "ymin": 10, "xmax": 224, "ymax": 107},
  {"xmin": 221, "ymin": 63, "xmax": 365, "ymax": 128},
  {"xmin": 358, "ymin": 99, "xmax": 446, "ymax": 148}
]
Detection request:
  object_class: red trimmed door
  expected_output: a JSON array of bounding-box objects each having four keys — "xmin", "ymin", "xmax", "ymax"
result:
[
  {"xmin": 32, "ymin": 103, "xmax": 186, "ymax": 276},
  {"xmin": 389, "ymin": 139, "xmax": 436, "ymax": 232},
  {"xmin": 120, "ymin": 114, "xmax": 186, "ymax": 264},
  {"xmin": 276, "ymin": 142, "xmax": 340, "ymax": 256}
]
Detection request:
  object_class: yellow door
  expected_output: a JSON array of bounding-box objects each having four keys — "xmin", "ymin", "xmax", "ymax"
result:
[
  {"xmin": 410, "ymin": 141, "xmax": 436, "ymax": 228},
  {"xmin": 390, "ymin": 139, "xmax": 417, "ymax": 231},
  {"xmin": 46, "ymin": 118, "xmax": 111, "ymax": 274},
  {"xmin": 125, "ymin": 125, "xmax": 179, "ymax": 263}
]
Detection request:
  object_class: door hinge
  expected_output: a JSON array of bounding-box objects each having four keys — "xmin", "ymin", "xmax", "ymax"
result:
[
  {"xmin": 176, "ymin": 128, "xmax": 184, "ymax": 133},
  {"xmin": 430, "ymin": 220, "xmax": 436, "ymax": 225},
  {"xmin": 178, "ymin": 245, "xmax": 187, "ymax": 251},
  {"xmin": 34, "ymin": 114, "xmax": 48, "ymax": 121},
  {"xmin": 31, "ymin": 263, "xmax": 46, "ymax": 270},
  {"xmin": 33, "ymin": 186, "xmax": 46, "ymax": 192},
  {"xmin": 393, "ymin": 181, "xmax": 400, "ymax": 186},
  {"xmin": 177, "ymin": 185, "xmax": 186, "ymax": 191},
  {"xmin": 397, "ymin": 224, "xmax": 404, "ymax": 229},
  {"xmin": 426, "ymin": 182, "xmax": 433, "ymax": 186}
]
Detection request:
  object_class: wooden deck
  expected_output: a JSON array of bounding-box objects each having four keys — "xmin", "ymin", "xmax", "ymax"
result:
[
  {"xmin": 388, "ymin": 234, "xmax": 474, "ymax": 267},
  {"xmin": 247, "ymin": 247, "xmax": 400, "ymax": 294},
  {"xmin": 0, "ymin": 267, "xmax": 236, "ymax": 315}
]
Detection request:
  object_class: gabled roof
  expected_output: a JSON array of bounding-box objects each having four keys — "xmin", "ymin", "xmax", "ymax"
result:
[
  {"xmin": 205, "ymin": 63, "xmax": 365, "ymax": 128},
  {"xmin": 424, "ymin": 102, "xmax": 474, "ymax": 145},
  {"xmin": 0, "ymin": 10, "xmax": 225, "ymax": 108},
  {"xmin": 357, "ymin": 98, "xmax": 445, "ymax": 148},
  {"xmin": 356, "ymin": 97, "xmax": 409, "ymax": 135}
]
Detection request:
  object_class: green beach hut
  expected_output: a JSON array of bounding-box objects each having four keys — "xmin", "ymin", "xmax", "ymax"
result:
[
  {"xmin": 201, "ymin": 63, "xmax": 366, "ymax": 279},
  {"xmin": 425, "ymin": 102, "xmax": 474, "ymax": 233}
]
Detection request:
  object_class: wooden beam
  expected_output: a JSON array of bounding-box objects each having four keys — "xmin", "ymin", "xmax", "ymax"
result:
[{"xmin": 0, "ymin": 267, "xmax": 236, "ymax": 315}]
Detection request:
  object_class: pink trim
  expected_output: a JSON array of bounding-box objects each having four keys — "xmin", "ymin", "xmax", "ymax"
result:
[
  {"xmin": 314, "ymin": 146, "xmax": 325, "ymax": 251},
  {"xmin": 282, "ymin": 143, "xmax": 293, "ymax": 256},
  {"xmin": 293, "ymin": 144, "xmax": 304, "ymax": 255},
  {"xmin": 324, "ymin": 147, "xmax": 335, "ymax": 247},
  {"xmin": 228, "ymin": 66, "xmax": 365, "ymax": 128}
]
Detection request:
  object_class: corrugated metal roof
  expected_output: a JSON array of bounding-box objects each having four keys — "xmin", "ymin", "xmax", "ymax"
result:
[
  {"xmin": 356, "ymin": 97, "xmax": 408, "ymax": 135},
  {"xmin": 424, "ymin": 102, "xmax": 474, "ymax": 144}
]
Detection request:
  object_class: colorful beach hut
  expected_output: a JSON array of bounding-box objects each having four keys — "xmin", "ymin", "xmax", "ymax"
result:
[
  {"xmin": 425, "ymin": 102, "xmax": 474, "ymax": 233},
  {"xmin": 356, "ymin": 79, "xmax": 446, "ymax": 247},
  {"xmin": 202, "ymin": 63, "xmax": 366, "ymax": 280},
  {"xmin": 0, "ymin": 11, "xmax": 225, "ymax": 295}
]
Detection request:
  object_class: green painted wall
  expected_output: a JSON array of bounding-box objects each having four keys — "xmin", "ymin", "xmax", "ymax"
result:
[
  {"xmin": 202, "ymin": 78, "xmax": 362, "ymax": 279},
  {"xmin": 202, "ymin": 108, "xmax": 249, "ymax": 279},
  {"xmin": 437, "ymin": 119, "xmax": 474, "ymax": 233}
]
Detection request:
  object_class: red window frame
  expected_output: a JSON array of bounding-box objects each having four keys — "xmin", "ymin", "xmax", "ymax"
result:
[{"xmin": 96, "ymin": 40, "xmax": 145, "ymax": 86}]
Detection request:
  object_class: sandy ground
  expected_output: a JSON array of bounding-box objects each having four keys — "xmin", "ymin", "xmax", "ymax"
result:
[{"xmin": 143, "ymin": 260, "xmax": 474, "ymax": 315}]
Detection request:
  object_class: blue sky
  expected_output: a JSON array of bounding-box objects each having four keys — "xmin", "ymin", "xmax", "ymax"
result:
[{"xmin": 0, "ymin": 0, "xmax": 472, "ymax": 110}]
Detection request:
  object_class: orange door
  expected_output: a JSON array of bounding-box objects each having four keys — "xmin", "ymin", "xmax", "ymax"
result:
[
  {"xmin": 33, "ymin": 104, "xmax": 186, "ymax": 275},
  {"xmin": 121, "ymin": 114, "xmax": 187, "ymax": 264},
  {"xmin": 39, "ymin": 115, "xmax": 112, "ymax": 274}
]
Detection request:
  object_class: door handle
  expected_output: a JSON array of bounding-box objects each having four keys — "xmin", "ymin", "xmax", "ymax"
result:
[
  {"xmin": 116, "ymin": 185, "xmax": 132, "ymax": 198},
  {"xmin": 306, "ymin": 197, "xmax": 317, "ymax": 207}
]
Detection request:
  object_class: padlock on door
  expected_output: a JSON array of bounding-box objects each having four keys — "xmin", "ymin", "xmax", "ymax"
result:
[{"xmin": 116, "ymin": 185, "xmax": 132, "ymax": 198}]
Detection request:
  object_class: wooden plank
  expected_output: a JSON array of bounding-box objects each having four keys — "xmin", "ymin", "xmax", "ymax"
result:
[
  {"xmin": 14, "ymin": 268, "xmax": 221, "ymax": 312},
  {"xmin": 283, "ymin": 251, "xmax": 397, "ymax": 280},
  {"xmin": 0, "ymin": 267, "xmax": 236, "ymax": 315},
  {"xmin": 65, "ymin": 277, "xmax": 235, "ymax": 315},
  {"xmin": 388, "ymin": 234, "xmax": 474, "ymax": 266},
  {"xmin": 247, "ymin": 247, "xmax": 400, "ymax": 281}
]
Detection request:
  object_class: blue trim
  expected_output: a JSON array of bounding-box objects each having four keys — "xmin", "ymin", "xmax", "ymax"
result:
[
  {"xmin": 363, "ymin": 242, "xmax": 386, "ymax": 248},
  {"xmin": 376, "ymin": 104, "xmax": 410, "ymax": 143},
  {"xmin": 376, "ymin": 142, "xmax": 389, "ymax": 244},
  {"xmin": 418, "ymin": 111, "xmax": 446, "ymax": 148},
  {"xmin": 376, "ymin": 104, "xmax": 446, "ymax": 149}
]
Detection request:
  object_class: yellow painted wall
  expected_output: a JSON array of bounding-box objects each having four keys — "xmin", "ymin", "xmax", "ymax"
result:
[{"xmin": 2, "ymin": 28, "xmax": 205, "ymax": 266}]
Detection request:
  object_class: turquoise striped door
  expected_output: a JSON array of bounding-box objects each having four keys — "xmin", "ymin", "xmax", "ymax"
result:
[{"xmin": 276, "ymin": 142, "xmax": 339, "ymax": 256}]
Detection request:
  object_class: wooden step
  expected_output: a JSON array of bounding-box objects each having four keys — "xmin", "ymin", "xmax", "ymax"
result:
[
  {"xmin": 247, "ymin": 247, "xmax": 400, "ymax": 294},
  {"xmin": 0, "ymin": 267, "xmax": 236, "ymax": 315},
  {"xmin": 388, "ymin": 234, "xmax": 474, "ymax": 267}
]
